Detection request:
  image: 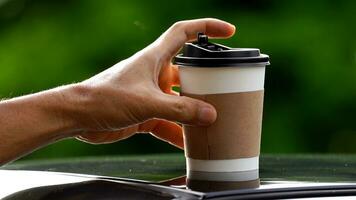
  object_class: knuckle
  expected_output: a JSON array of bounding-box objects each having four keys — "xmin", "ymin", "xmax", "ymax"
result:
[{"xmin": 171, "ymin": 21, "xmax": 185, "ymax": 31}]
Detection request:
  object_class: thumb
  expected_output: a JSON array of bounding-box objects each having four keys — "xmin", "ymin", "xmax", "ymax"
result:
[{"xmin": 155, "ymin": 93, "xmax": 217, "ymax": 126}]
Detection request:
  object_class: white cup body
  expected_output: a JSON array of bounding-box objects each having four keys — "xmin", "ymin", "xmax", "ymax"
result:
[{"xmin": 179, "ymin": 65, "xmax": 266, "ymax": 95}]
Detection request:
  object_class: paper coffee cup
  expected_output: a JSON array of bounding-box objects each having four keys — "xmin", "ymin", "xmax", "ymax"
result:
[{"xmin": 174, "ymin": 33, "xmax": 270, "ymax": 190}]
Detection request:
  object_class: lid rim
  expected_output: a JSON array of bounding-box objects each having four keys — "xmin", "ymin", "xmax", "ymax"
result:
[
  {"xmin": 173, "ymin": 54, "xmax": 270, "ymax": 67},
  {"xmin": 174, "ymin": 62, "xmax": 270, "ymax": 67}
]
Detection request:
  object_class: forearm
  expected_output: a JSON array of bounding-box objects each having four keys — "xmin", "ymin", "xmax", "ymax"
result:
[{"xmin": 0, "ymin": 85, "xmax": 81, "ymax": 165}]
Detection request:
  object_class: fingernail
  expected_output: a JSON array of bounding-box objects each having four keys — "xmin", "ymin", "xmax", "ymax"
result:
[
  {"xmin": 198, "ymin": 106, "xmax": 216, "ymax": 126},
  {"xmin": 230, "ymin": 24, "xmax": 236, "ymax": 32}
]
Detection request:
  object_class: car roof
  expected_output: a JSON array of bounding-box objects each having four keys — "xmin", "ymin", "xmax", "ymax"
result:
[{"xmin": 1, "ymin": 154, "xmax": 356, "ymax": 199}]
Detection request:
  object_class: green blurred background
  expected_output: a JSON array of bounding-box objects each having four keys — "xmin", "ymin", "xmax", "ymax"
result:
[{"xmin": 0, "ymin": 0, "xmax": 355, "ymax": 160}]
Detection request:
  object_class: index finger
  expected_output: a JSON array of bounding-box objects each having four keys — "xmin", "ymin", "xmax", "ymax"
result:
[{"xmin": 154, "ymin": 18, "xmax": 236, "ymax": 61}]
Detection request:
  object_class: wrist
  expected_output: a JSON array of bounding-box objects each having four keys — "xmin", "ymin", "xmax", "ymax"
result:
[{"xmin": 50, "ymin": 83, "xmax": 91, "ymax": 137}]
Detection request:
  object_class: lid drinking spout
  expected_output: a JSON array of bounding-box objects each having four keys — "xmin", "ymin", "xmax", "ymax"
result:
[{"xmin": 197, "ymin": 32, "xmax": 208, "ymax": 46}]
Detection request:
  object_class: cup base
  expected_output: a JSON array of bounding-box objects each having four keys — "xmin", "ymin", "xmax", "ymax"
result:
[{"xmin": 187, "ymin": 169, "xmax": 259, "ymax": 182}]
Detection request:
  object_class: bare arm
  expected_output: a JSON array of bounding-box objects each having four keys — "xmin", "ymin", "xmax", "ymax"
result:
[
  {"xmin": 0, "ymin": 85, "xmax": 80, "ymax": 165},
  {"xmin": 0, "ymin": 18, "xmax": 235, "ymax": 165}
]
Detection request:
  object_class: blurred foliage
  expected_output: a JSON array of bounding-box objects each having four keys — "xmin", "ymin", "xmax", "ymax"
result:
[{"xmin": 0, "ymin": 0, "xmax": 355, "ymax": 160}]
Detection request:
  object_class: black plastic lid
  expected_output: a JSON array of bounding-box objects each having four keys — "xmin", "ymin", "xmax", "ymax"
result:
[{"xmin": 173, "ymin": 33, "xmax": 270, "ymax": 67}]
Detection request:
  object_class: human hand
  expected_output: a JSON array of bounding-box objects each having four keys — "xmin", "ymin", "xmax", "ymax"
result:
[{"xmin": 72, "ymin": 18, "xmax": 236, "ymax": 149}]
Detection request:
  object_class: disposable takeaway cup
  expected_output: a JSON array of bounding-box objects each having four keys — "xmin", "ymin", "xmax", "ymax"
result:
[{"xmin": 173, "ymin": 33, "xmax": 270, "ymax": 191}]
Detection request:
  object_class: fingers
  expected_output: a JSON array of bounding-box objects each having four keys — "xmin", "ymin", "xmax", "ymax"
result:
[
  {"xmin": 171, "ymin": 64, "xmax": 180, "ymax": 85},
  {"xmin": 76, "ymin": 125, "xmax": 138, "ymax": 144},
  {"xmin": 155, "ymin": 18, "xmax": 236, "ymax": 60},
  {"xmin": 158, "ymin": 64, "xmax": 180, "ymax": 93},
  {"xmin": 139, "ymin": 119, "xmax": 184, "ymax": 149},
  {"xmin": 76, "ymin": 119, "xmax": 184, "ymax": 149},
  {"xmin": 154, "ymin": 93, "xmax": 217, "ymax": 126}
]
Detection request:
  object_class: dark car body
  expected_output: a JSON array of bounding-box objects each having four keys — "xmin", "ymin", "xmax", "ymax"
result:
[{"xmin": 1, "ymin": 154, "xmax": 356, "ymax": 199}]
